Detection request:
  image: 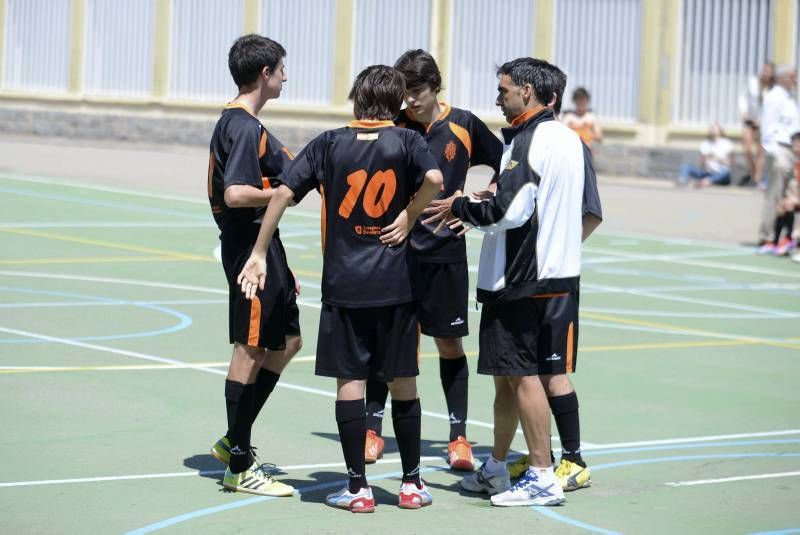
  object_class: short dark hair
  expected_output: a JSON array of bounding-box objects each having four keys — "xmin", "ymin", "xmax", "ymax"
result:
[
  {"xmin": 394, "ymin": 49, "xmax": 442, "ymax": 92},
  {"xmin": 348, "ymin": 65, "xmax": 406, "ymax": 120},
  {"xmin": 496, "ymin": 58, "xmax": 562, "ymax": 107},
  {"xmin": 791, "ymin": 131, "xmax": 800, "ymax": 142},
  {"xmin": 228, "ymin": 34, "xmax": 286, "ymax": 88},
  {"xmin": 572, "ymin": 87, "xmax": 591, "ymax": 102},
  {"xmin": 543, "ymin": 63, "xmax": 567, "ymax": 114}
]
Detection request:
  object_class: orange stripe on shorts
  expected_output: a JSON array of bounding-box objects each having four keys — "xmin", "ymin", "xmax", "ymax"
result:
[
  {"xmin": 247, "ymin": 296, "xmax": 262, "ymax": 346},
  {"xmin": 566, "ymin": 321, "xmax": 575, "ymax": 373}
]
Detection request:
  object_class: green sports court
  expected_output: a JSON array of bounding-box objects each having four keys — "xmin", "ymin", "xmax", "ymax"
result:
[{"xmin": 0, "ymin": 169, "xmax": 798, "ymax": 534}]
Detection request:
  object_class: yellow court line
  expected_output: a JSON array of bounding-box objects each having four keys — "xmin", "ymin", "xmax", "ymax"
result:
[
  {"xmin": 0, "ymin": 228, "xmax": 212, "ymax": 262},
  {"xmin": 0, "ymin": 255, "xmax": 194, "ymax": 265},
  {"xmin": 583, "ymin": 311, "xmax": 800, "ymax": 351},
  {"xmin": 582, "ymin": 339, "xmax": 756, "ymax": 353}
]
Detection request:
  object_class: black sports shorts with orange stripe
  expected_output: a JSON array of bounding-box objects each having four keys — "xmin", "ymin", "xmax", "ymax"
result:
[
  {"xmin": 477, "ymin": 292, "xmax": 579, "ymax": 376},
  {"xmin": 315, "ymin": 302, "xmax": 420, "ymax": 382},
  {"xmin": 222, "ymin": 224, "xmax": 300, "ymax": 351}
]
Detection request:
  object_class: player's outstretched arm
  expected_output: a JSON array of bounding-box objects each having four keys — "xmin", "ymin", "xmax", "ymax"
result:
[
  {"xmin": 236, "ymin": 184, "xmax": 294, "ymax": 299},
  {"xmin": 380, "ymin": 168, "xmax": 443, "ymax": 246},
  {"xmin": 582, "ymin": 213, "xmax": 602, "ymax": 242}
]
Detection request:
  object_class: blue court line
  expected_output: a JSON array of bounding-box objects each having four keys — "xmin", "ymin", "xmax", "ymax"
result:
[
  {"xmin": 125, "ymin": 467, "xmax": 437, "ymax": 534},
  {"xmin": 530, "ymin": 453, "xmax": 800, "ymax": 534},
  {"xmin": 0, "ymin": 287, "xmax": 192, "ymax": 344},
  {"xmin": 751, "ymin": 530, "xmax": 800, "ymax": 534},
  {"xmin": 0, "ymin": 186, "xmax": 209, "ymax": 220}
]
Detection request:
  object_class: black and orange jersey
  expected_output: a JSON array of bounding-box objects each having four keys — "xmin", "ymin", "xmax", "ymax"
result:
[
  {"xmin": 280, "ymin": 120, "xmax": 440, "ymax": 308},
  {"xmin": 207, "ymin": 103, "xmax": 294, "ymax": 233},
  {"xmin": 395, "ymin": 104, "xmax": 502, "ymax": 262}
]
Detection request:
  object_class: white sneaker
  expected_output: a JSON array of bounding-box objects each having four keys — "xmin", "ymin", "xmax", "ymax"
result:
[
  {"xmin": 325, "ymin": 486, "xmax": 375, "ymax": 513},
  {"xmin": 460, "ymin": 461, "xmax": 510, "ymax": 495},
  {"xmin": 490, "ymin": 467, "xmax": 565, "ymax": 507}
]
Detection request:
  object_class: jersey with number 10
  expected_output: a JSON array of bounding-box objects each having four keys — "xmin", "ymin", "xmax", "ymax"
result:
[{"xmin": 280, "ymin": 120, "xmax": 440, "ymax": 308}]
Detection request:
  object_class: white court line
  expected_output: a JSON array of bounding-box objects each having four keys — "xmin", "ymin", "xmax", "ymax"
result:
[
  {"xmin": 666, "ymin": 471, "xmax": 800, "ymax": 487},
  {"xmin": 0, "ymin": 323, "xmax": 529, "ymax": 441},
  {"xmin": 0, "ymin": 456, "xmax": 448, "ymax": 489},
  {"xmin": 584, "ymin": 429, "xmax": 800, "ymax": 451}
]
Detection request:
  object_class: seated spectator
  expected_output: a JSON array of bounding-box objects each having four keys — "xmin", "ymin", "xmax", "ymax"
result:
[
  {"xmin": 677, "ymin": 123, "xmax": 733, "ymax": 187},
  {"xmin": 561, "ymin": 87, "xmax": 602, "ymax": 149}
]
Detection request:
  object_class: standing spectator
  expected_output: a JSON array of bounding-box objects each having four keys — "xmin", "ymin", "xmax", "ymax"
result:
[
  {"xmin": 561, "ymin": 87, "xmax": 602, "ymax": 151},
  {"xmin": 677, "ymin": 123, "xmax": 734, "ymax": 187},
  {"xmin": 738, "ymin": 63, "xmax": 774, "ymax": 186},
  {"xmin": 757, "ymin": 65, "xmax": 799, "ymax": 249}
]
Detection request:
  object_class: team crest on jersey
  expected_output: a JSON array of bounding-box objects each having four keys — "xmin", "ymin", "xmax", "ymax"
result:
[
  {"xmin": 444, "ymin": 140, "xmax": 457, "ymax": 161},
  {"xmin": 505, "ymin": 160, "xmax": 519, "ymax": 170}
]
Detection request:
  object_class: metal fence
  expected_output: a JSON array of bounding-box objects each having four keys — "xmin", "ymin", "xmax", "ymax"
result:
[
  {"xmin": 2, "ymin": 0, "xmax": 71, "ymax": 93},
  {"xmin": 84, "ymin": 0, "xmax": 155, "ymax": 97},
  {"xmin": 673, "ymin": 0, "xmax": 774, "ymax": 126},
  {"xmin": 352, "ymin": 0, "xmax": 430, "ymax": 77},
  {"xmin": 553, "ymin": 0, "xmax": 642, "ymax": 122},
  {"xmin": 448, "ymin": 0, "xmax": 535, "ymax": 118},
  {"xmin": 262, "ymin": 0, "xmax": 335, "ymax": 106}
]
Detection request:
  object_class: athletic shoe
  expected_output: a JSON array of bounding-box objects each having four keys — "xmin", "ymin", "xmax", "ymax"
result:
[
  {"xmin": 507, "ymin": 454, "xmax": 530, "ymax": 479},
  {"xmin": 756, "ymin": 242, "xmax": 776, "ymax": 255},
  {"xmin": 364, "ymin": 429, "xmax": 385, "ymax": 464},
  {"xmin": 490, "ymin": 468, "xmax": 565, "ymax": 507},
  {"xmin": 460, "ymin": 461, "xmax": 510, "ymax": 495},
  {"xmin": 325, "ymin": 486, "xmax": 375, "ymax": 513},
  {"xmin": 447, "ymin": 436, "xmax": 475, "ymax": 471},
  {"xmin": 210, "ymin": 436, "xmax": 231, "ymax": 465},
  {"xmin": 398, "ymin": 480, "xmax": 433, "ymax": 509},
  {"xmin": 222, "ymin": 462, "xmax": 294, "ymax": 496},
  {"xmin": 775, "ymin": 238, "xmax": 796, "ymax": 256},
  {"xmin": 555, "ymin": 459, "xmax": 591, "ymax": 491}
]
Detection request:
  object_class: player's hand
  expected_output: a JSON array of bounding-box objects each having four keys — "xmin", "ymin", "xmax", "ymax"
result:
[
  {"xmin": 237, "ymin": 253, "xmax": 267, "ymax": 300},
  {"xmin": 380, "ymin": 209, "xmax": 411, "ymax": 247}
]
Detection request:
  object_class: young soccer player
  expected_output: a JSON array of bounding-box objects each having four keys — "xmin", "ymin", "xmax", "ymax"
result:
[
  {"xmin": 206, "ymin": 34, "xmax": 302, "ymax": 497},
  {"xmin": 362, "ymin": 49, "xmax": 502, "ymax": 471},
  {"xmin": 561, "ymin": 87, "xmax": 602, "ymax": 152},
  {"xmin": 237, "ymin": 65, "xmax": 443, "ymax": 512}
]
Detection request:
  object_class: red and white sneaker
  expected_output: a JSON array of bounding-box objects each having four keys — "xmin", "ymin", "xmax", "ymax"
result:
[
  {"xmin": 447, "ymin": 436, "xmax": 475, "ymax": 471},
  {"xmin": 325, "ymin": 486, "xmax": 375, "ymax": 513},
  {"xmin": 364, "ymin": 430, "xmax": 385, "ymax": 464},
  {"xmin": 398, "ymin": 480, "xmax": 433, "ymax": 509}
]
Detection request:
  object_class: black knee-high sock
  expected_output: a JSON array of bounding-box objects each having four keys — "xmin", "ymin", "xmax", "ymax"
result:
[
  {"xmin": 252, "ymin": 368, "xmax": 281, "ymax": 423},
  {"xmin": 336, "ymin": 399, "xmax": 368, "ymax": 493},
  {"xmin": 365, "ymin": 377, "xmax": 389, "ymax": 436},
  {"xmin": 225, "ymin": 380, "xmax": 256, "ymax": 473},
  {"xmin": 392, "ymin": 398, "xmax": 422, "ymax": 485},
  {"xmin": 440, "ymin": 356, "xmax": 469, "ymax": 441},
  {"xmin": 774, "ymin": 215, "xmax": 786, "ymax": 243},
  {"xmin": 548, "ymin": 392, "xmax": 584, "ymax": 467},
  {"xmin": 782, "ymin": 213, "xmax": 795, "ymax": 240}
]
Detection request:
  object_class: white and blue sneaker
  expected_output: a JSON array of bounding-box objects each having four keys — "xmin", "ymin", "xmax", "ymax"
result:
[
  {"xmin": 490, "ymin": 467, "xmax": 565, "ymax": 507},
  {"xmin": 460, "ymin": 461, "xmax": 511, "ymax": 495}
]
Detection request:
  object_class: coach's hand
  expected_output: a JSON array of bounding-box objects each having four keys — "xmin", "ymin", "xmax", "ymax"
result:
[
  {"xmin": 237, "ymin": 253, "xmax": 267, "ymax": 300},
  {"xmin": 422, "ymin": 190, "xmax": 462, "ymax": 234},
  {"xmin": 381, "ymin": 209, "xmax": 411, "ymax": 247}
]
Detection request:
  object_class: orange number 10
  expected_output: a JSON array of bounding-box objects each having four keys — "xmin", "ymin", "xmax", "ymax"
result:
[{"xmin": 338, "ymin": 169, "xmax": 397, "ymax": 219}]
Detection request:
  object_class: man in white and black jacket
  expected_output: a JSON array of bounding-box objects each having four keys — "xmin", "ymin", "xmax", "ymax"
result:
[{"xmin": 426, "ymin": 58, "xmax": 596, "ymax": 507}]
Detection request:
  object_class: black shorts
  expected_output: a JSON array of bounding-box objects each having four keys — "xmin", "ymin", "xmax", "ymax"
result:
[
  {"xmin": 315, "ymin": 302, "xmax": 420, "ymax": 382},
  {"xmin": 416, "ymin": 261, "xmax": 469, "ymax": 338},
  {"xmin": 222, "ymin": 228, "xmax": 301, "ymax": 351},
  {"xmin": 477, "ymin": 292, "xmax": 579, "ymax": 376}
]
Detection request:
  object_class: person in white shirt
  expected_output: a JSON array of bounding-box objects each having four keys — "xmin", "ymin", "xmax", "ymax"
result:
[
  {"xmin": 738, "ymin": 63, "xmax": 774, "ymax": 184},
  {"xmin": 758, "ymin": 65, "xmax": 799, "ymax": 246},
  {"xmin": 678, "ymin": 123, "xmax": 734, "ymax": 187}
]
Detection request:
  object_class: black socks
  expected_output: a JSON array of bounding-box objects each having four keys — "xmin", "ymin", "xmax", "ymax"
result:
[
  {"xmin": 549, "ymin": 392, "xmax": 585, "ymax": 467},
  {"xmin": 336, "ymin": 399, "xmax": 368, "ymax": 493},
  {"xmin": 225, "ymin": 380, "xmax": 255, "ymax": 473},
  {"xmin": 392, "ymin": 398, "xmax": 422, "ymax": 485},
  {"xmin": 365, "ymin": 377, "xmax": 389, "ymax": 436},
  {"xmin": 252, "ymin": 368, "xmax": 281, "ymax": 422},
  {"xmin": 439, "ymin": 356, "xmax": 469, "ymax": 441}
]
